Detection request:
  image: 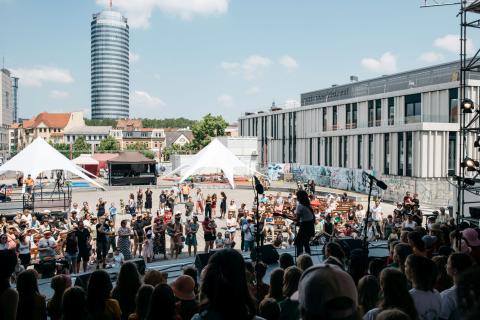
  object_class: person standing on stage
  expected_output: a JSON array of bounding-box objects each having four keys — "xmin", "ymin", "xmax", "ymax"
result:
[{"xmin": 293, "ymin": 190, "xmax": 315, "ymax": 255}]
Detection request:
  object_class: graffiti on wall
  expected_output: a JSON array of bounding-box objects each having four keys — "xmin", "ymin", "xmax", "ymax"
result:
[{"xmin": 265, "ymin": 163, "xmax": 452, "ymax": 206}]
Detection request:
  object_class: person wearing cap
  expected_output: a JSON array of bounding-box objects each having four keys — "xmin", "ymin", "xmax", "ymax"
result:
[
  {"xmin": 38, "ymin": 230, "xmax": 57, "ymax": 262},
  {"xmin": 292, "ymin": 263, "xmax": 358, "ymax": 320},
  {"xmin": 462, "ymin": 227, "xmax": 480, "ymax": 265},
  {"xmin": 171, "ymin": 275, "xmax": 198, "ymax": 320}
]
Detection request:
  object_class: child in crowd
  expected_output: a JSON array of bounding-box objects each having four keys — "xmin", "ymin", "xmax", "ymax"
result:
[{"xmin": 215, "ymin": 232, "xmax": 225, "ymax": 249}]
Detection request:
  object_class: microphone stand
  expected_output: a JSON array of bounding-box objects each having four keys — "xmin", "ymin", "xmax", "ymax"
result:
[
  {"xmin": 362, "ymin": 178, "xmax": 374, "ymax": 253},
  {"xmin": 252, "ymin": 176, "xmax": 262, "ymax": 304}
]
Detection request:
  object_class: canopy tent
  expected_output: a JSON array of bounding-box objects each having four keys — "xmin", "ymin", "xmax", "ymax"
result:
[
  {"xmin": 166, "ymin": 138, "xmax": 258, "ymax": 188},
  {"xmin": 0, "ymin": 137, "xmax": 104, "ymax": 189},
  {"xmin": 72, "ymin": 154, "xmax": 99, "ymax": 166},
  {"xmin": 107, "ymin": 151, "xmax": 157, "ymax": 186}
]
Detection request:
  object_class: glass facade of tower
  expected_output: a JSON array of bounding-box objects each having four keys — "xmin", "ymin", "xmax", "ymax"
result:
[{"xmin": 91, "ymin": 10, "xmax": 129, "ymax": 119}]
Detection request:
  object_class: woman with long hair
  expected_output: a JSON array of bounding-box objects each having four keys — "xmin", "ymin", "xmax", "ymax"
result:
[
  {"xmin": 16, "ymin": 269, "xmax": 47, "ymax": 320},
  {"xmin": 47, "ymin": 275, "xmax": 71, "ymax": 320},
  {"xmin": 294, "ymin": 190, "xmax": 315, "ymax": 255},
  {"xmin": 357, "ymin": 275, "xmax": 380, "ymax": 316},
  {"xmin": 62, "ymin": 286, "xmax": 87, "ymax": 320},
  {"xmin": 86, "ymin": 270, "xmax": 121, "ymax": 320},
  {"xmin": 129, "ymin": 284, "xmax": 154, "ymax": 320},
  {"xmin": 220, "ymin": 192, "xmax": 227, "ymax": 219},
  {"xmin": 192, "ymin": 249, "xmax": 259, "ymax": 320},
  {"xmin": 364, "ymin": 268, "xmax": 418, "ymax": 320},
  {"xmin": 146, "ymin": 284, "xmax": 177, "ymax": 320},
  {"xmin": 265, "ymin": 268, "xmax": 285, "ymax": 302},
  {"xmin": 112, "ymin": 262, "xmax": 142, "ymax": 320},
  {"xmin": 279, "ymin": 266, "xmax": 302, "ymax": 320}
]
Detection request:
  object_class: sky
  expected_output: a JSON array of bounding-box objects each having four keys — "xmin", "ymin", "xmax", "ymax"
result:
[{"xmin": 0, "ymin": 0, "xmax": 473, "ymax": 122}]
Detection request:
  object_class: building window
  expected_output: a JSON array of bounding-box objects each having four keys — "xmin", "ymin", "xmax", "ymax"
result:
[
  {"xmin": 406, "ymin": 132, "xmax": 413, "ymax": 176},
  {"xmin": 388, "ymin": 97, "xmax": 395, "ymax": 125},
  {"xmin": 448, "ymin": 132, "xmax": 457, "ymax": 176},
  {"xmin": 405, "ymin": 94, "xmax": 421, "ymax": 124},
  {"xmin": 346, "ymin": 104, "xmax": 351, "ymax": 129},
  {"xmin": 352, "ymin": 103, "xmax": 358, "ymax": 129},
  {"xmin": 368, "ymin": 100, "xmax": 374, "ymax": 127},
  {"xmin": 375, "ymin": 99, "xmax": 381, "ymax": 126},
  {"xmin": 384, "ymin": 133, "xmax": 390, "ymax": 175},
  {"xmin": 449, "ymin": 88, "xmax": 458, "ymax": 123},
  {"xmin": 317, "ymin": 138, "xmax": 321, "ymax": 165},
  {"xmin": 332, "ymin": 106, "xmax": 337, "ymax": 130},
  {"xmin": 328, "ymin": 137, "xmax": 332, "ymax": 166},
  {"xmin": 357, "ymin": 135, "xmax": 362, "ymax": 169},
  {"xmin": 368, "ymin": 134, "xmax": 373, "ymax": 169},
  {"xmin": 324, "ymin": 137, "xmax": 328, "ymax": 165},
  {"xmin": 322, "ymin": 108, "xmax": 327, "ymax": 131},
  {"xmin": 338, "ymin": 137, "xmax": 342, "ymax": 167},
  {"xmin": 343, "ymin": 136, "xmax": 348, "ymax": 167},
  {"xmin": 398, "ymin": 133, "xmax": 404, "ymax": 176}
]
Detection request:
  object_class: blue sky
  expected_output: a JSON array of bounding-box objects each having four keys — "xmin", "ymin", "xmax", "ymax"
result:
[{"xmin": 0, "ymin": 0, "xmax": 470, "ymax": 122}]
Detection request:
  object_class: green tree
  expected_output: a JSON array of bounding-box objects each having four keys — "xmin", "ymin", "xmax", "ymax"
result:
[
  {"xmin": 142, "ymin": 117, "xmax": 196, "ymax": 128},
  {"xmin": 142, "ymin": 150, "xmax": 155, "ymax": 159},
  {"xmin": 72, "ymin": 136, "xmax": 90, "ymax": 158},
  {"xmin": 163, "ymin": 143, "xmax": 193, "ymax": 161},
  {"xmin": 51, "ymin": 142, "xmax": 71, "ymax": 158},
  {"xmin": 191, "ymin": 114, "xmax": 228, "ymax": 150},
  {"xmin": 126, "ymin": 141, "xmax": 148, "ymax": 151},
  {"xmin": 84, "ymin": 118, "xmax": 117, "ymax": 127},
  {"xmin": 97, "ymin": 135, "xmax": 118, "ymax": 152}
]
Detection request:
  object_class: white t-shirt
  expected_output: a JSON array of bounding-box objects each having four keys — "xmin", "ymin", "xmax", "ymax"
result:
[
  {"xmin": 402, "ymin": 221, "xmax": 417, "ymax": 229},
  {"xmin": 371, "ymin": 206, "xmax": 383, "ymax": 221},
  {"xmin": 113, "ymin": 252, "xmax": 124, "ymax": 267},
  {"xmin": 440, "ymin": 285, "xmax": 459, "ymax": 320},
  {"xmin": 409, "ymin": 288, "xmax": 442, "ymax": 320},
  {"xmin": 226, "ymin": 217, "xmax": 237, "ymax": 228}
]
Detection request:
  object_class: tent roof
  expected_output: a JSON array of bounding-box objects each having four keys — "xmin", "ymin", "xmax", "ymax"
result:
[
  {"xmin": 72, "ymin": 154, "xmax": 99, "ymax": 166},
  {"xmin": 92, "ymin": 153, "xmax": 119, "ymax": 162},
  {"xmin": 171, "ymin": 138, "xmax": 255, "ymax": 188},
  {"xmin": 108, "ymin": 151, "xmax": 156, "ymax": 164},
  {"xmin": 0, "ymin": 138, "xmax": 104, "ymax": 189}
]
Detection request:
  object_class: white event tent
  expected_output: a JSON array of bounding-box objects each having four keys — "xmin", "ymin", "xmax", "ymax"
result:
[
  {"xmin": 166, "ymin": 138, "xmax": 259, "ymax": 188},
  {"xmin": 0, "ymin": 137, "xmax": 104, "ymax": 189}
]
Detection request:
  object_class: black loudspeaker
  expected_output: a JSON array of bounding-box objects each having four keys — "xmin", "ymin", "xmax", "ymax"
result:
[
  {"xmin": 74, "ymin": 271, "xmax": 93, "ymax": 290},
  {"xmin": 250, "ymin": 244, "xmax": 279, "ymax": 265},
  {"xmin": 469, "ymin": 207, "xmax": 480, "ymax": 219},
  {"xmin": 332, "ymin": 238, "xmax": 364, "ymax": 258},
  {"xmin": 131, "ymin": 258, "xmax": 146, "ymax": 275},
  {"xmin": 195, "ymin": 251, "xmax": 215, "ymax": 272}
]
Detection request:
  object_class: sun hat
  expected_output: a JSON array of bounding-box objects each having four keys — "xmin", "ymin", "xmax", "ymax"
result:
[
  {"xmin": 462, "ymin": 228, "xmax": 480, "ymax": 246},
  {"xmin": 170, "ymin": 275, "xmax": 196, "ymax": 300},
  {"xmin": 291, "ymin": 264, "xmax": 357, "ymax": 319}
]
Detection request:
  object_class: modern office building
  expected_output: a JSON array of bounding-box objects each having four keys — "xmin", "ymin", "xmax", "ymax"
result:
[
  {"xmin": 91, "ymin": 3, "xmax": 129, "ymax": 119},
  {"xmin": 0, "ymin": 68, "xmax": 15, "ymax": 162},
  {"xmin": 239, "ymin": 61, "xmax": 480, "ymax": 206},
  {"xmin": 12, "ymin": 77, "xmax": 19, "ymax": 123}
]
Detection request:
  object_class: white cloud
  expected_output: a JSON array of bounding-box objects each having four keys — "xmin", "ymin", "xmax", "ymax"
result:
[
  {"xmin": 434, "ymin": 34, "xmax": 474, "ymax": 55},
  {"xmin": 11, "ymin": 66, "xmax": 74, "ymax": 87},
  {"xmin": 217, "ymin": 94, "xmax": 234, "ymax": 107},
  {"xmin": 221, "ymin": 55, "xmax": 272, "ymax": 80},
  {"xmin": 129, "ymin": 51, "xmax": 140, "ymax": 63},
  {"xmin": 278, "ymin": 55, "xmax": 298, "ymax": 71},
  {"xmin": 418, "ymin": 51, "xmax": 444, "ymax": 63},
  {"xmin": 49, "ymin": 90, "xmax": 69, "ymax": 99},
  {"xmin": 361, "ymin": 52, "xmax": 397, "ymax": 74},
  {"xmin": 96, "ymin": 0, "xmax": 229, "ymax": 28},
  {"xmin": 130, "ymin": 90, "xmax": 166, "ymax": 109},
  {"xmin": 246, "ymin": 86, "xmax": 260, "ymax": 95}
]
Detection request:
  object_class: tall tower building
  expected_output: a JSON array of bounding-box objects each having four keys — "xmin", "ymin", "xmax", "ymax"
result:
[
  {"xmin": 91, "ymin": 1, "xmax": 129, "ymax": 119},
  {"xmin": 12, "ymin": 77, "xmax": 18, "ymax": 123}
]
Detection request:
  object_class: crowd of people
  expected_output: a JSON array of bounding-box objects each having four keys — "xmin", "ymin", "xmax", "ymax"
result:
[{"xmin": 1, "ymin": 182, "xmax": 480, "ymax": 319}]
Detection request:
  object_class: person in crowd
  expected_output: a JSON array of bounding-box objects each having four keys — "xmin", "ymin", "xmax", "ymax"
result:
[
  {"xmin": 456, "ymin": 267, "xmax": 480, "ymax": 320},
  {"xmin": 364, "ymin": 269, "xmax": 416, "ymax": 320},
  {"xmin": 296, "ymin": 253, "xmax": 313, "ymax": 271},
  {"xmin": 294, "ymin": 190, "xmax": 316, "ymax": 255},
  {"xmin": 462, "ymin": 227, "xmax": 480, "ymax": 264},
  {"xmin": 211, "ymin": 193, "xmax": 218, "ymax": 217},
  {"xmin": 192, "ymin": 249, "xmax": 259, "ymax": 320},
  {"xmin": 109, "ymin": 202, "xmax": 118, "ymax": 222},
  {"xmin": 440, "ymin": 253, "xmax": 473, "ymax": 320},
  {"xmin": 293, "ymin": 263, "xmax": 358, "ymax": 320},
  {"xmin": 402, "ymin": 214, "xmax": 417, "ymax": 230},
  {"xmin": 204, "ymin": 195, "xmax": 213, "ymax": 219},
  {"xmin": 0, "ymin": 250, "xmax": 19, "ymax": 319},
  {"xmin": 432, "ymin": 255, "xmax": 452, "ymax": 292},
  {"xmin": 259, "ymin": 298, "xmax": 281, "ymax": 320},
  {"xmin": 357, "ymin": 275, "xmax": 380, "ymax": 316},
  {"xmin": 279, "ymin": 253, "xmax": 295, "ymax": 270},
  {"xmin": 215, "ymin": 231, "xmax": 225, "ymax": 249},
  {"xmin": 129, "ymin": 284, "xmax": 153, "ymax": 320},
  {"xmin": 17, "ymin": 233, "xmax": 31, "ymax": 269},
  {"xmin": 405, "ymin": 254, "xmax": 442, "ymax": 320},
  {"xmin": 75, "ymin": 220, "xmax": 91, "ymax": 273},
  {"xmin": 182, "ymin": 266, "xmax": 199, "ymax": 296},
  {"xmin": 253, "ymin": 262, "xmax": 270, "ymax": 302},
  {"xmin": 195, "ymin": 188, "xmax": 204, "ymax": 214},
  {"xmin": 96, "ymin": 216, "xmax": 113, "ymax": 269},
  {"xmin": 220, "ymin": 191, "xmax": 227, "ymax": 219},
  {"xmin": 323, "ymin": 215, "xmax": 334, "ymax": 242},
  {"xmin": 325, "ymin": 241, "xmax": 346, "ymax": 268},
  {"xmin": 368, "ymin": 258, "xmax": 386, "ymax": 279},
  {"xmin": 97, "ymin": 197, "xmax": 107, "ymax": 217},
  {"xmin": 128, "ymin": 193, "xmax": 136, "ymax": 215},
  {"xmin": 185, "ymin": 216, "xmax": 199, "ymax": 257},
  {"xmin": 16, "ymin": 269, "xmax": 47, "ymax": 320},
  {"xmin": 86, "ymin": 270, "xmax": 121, "ymax": 320},
  {"xmin": 64, "ymin": 230, "xmax": 79, "ymax": 274},
  {"xmin": 146, "ymin": 284, "xmax": 177, "ymax": 320},
  {"xmin": 132, "ymin": 214, "xmax": 146, "ymax": 258},
  {"xmin": 112, "ymin": 262, "xmax": 142, "ymax": 320},
  {"xmin": 376, "ymin": 309, "xmax": 411, "ymax": 320},
  {"xmin": 24, "ymin": 174, "xmax": 34, "ymax": 194},
  {"xmin": 143, "ymin": 270, "xmax": 167, "ymax": 287},
  {"xmin": 202, "ymin": 216, "xmax": 216, "ymax": 253},
  {"xmin": 145, "ymin": 188, "xmax": 153, "ymax": 215},
  {"xmin": 168, "ymin": 213, "xmax": 184, "ymax": 259},
  {"xmin": 117, "ymin": 219, "xmax": 132, "ymax": 261},
  {"xmin": 62, "ymin": 286, "xmax": 87, "ymax": 320},
  {"xmin": 136, "ymin": 189, "xmax": 144, "ymax": 214},
  {"xmin": 243, "ymin": 217, "xmax": 255, "ymax": 252},
  {"xmin": 266, "ymin": 268, "xmax": 285, "ymax": 302},
  {"xmin": 349, "ymin": 249, "xmax": 369, "ymax": 285},
  {"xmin": 47, "ymin": 274, "xmax": 71, "ymax": 320},
  {"xmin": 152, "ymin": 216, "xmax": 167, "ymax": 260},
  {"xmin": 391, "ymin": 243, "xmax": 412, "ymax": 273},
  {"xmin": 408, "ymin": 231, "xmax": 426, "ymax": 256},
  {"xmin": 279, "ymin": 266, "xmax": 302, "ymax": 320},
  {"xmin": 171, "ymin": 275, "xmax": 199, "ymax": 320}
]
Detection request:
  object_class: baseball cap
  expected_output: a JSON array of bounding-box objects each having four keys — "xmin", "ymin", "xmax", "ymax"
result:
[{"xmin": 291, "ymin": 264, "xmax": 357, "ymax": 319}]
